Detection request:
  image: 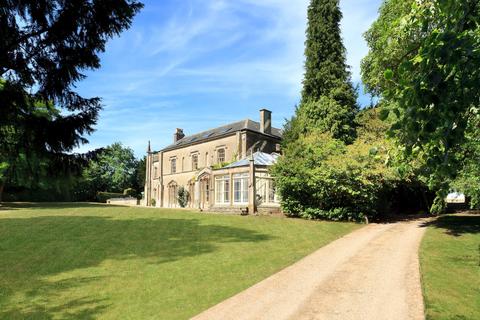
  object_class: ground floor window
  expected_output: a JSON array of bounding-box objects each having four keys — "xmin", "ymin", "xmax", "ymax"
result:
[
  {"xmin": 233, "ymin": 173, "xmax": 249, "ymax": 204},
  {"xmin": 168, "ymin": 182, "xmax": 178, "ymax": 207},
  {"xmin": 188, "ymin": 182, "xmax": 195, "ymax": 207},
  {"xmin": 256, "ymin": 173, "xmax": 279, "ymax": 205},
  {"xmin": 215, "ymin": 175, "xmax": 230, "ymax": 204}
]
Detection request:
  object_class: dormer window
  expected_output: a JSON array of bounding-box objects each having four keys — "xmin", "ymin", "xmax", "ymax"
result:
[
  {"xmin": 217, "ymin": 148, "xmax": 225, "ymax": 163},
  {"xmin": 171, "ymin": 158, "xmax": 176, "ymax": 174},
  {"xmin": 192, "ymin": 154, "xmax": 199, "ymax": 170}
]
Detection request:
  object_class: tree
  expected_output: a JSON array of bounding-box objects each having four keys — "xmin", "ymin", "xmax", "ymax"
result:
[
  {"xmin": 272, "ymin": 108, "xmax": 396, "ymax": 221},
  {"xmin": 177, "ymin": 187, "xmax": 189, "ymax": 208},
  {"xmin": 0, "ymin": 0, "xmax": 143, "ymax": 201},
  {"xmin": 362, "ymin": 0, "xmax": 480, "ymax": 212},
  {"xmin": 134, "ymin": 156, "xmax": 146, "ymax": 195},
  {"xmin": 294, "ymin": 0, "xmax": 358, "ymax": 143},
  {"xmin": 81, "ymin": 143, "xmax": 138, "ymax": 197},
  {"xmin": 453, "ymin": 114, "xmax": 480, "ymax": 209}
]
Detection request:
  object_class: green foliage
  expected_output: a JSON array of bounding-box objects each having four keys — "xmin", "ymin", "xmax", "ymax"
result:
[
  {"xmin": 361, "ymin": 0, "xmax": 415, "ymax": 95},
  {"xmin": 96, "ymin": 192, "xmax": 124, "ymax": 203},
  {"xmin": 297, "ymin": 96, "xmax": 357, "ymax": 143},
  {"xmin": 292, "ymin": 0, "xmax": 358, "ymax": 144},
  {"xmin": 150, "ymin": 198, "xmax": 156, "ymax": 207},
  {"xmin": 135, "ymin": 157, "xmax": 146, "ymax": 192},
  {"xmin": 272, "ymin": 109, "xmax": 396, "ymax": 221},
  {"xmin": 177, "ymin": 187, "xmax": 189, "ymax": 208},
  {"xmin": 81, "ymin": 143, "xmax": 139, "ymax": 196},
  {"xmin": 274, "ymin": 0, "xmax": 362, "ymax": 221},
  {"xmin": 0, "ymin": 1, "xmax": 142, "ymax": 201},
  {"xmin": 123, "ymin": 188, "xmax": 137, "ymax": 198},
  {"xmin": 452, "ymin": 114, "xmax": 480, "ymax": 209},
  {"xmin": 361, "ymin": 0, "xmax": 480, "ymax": 213}
]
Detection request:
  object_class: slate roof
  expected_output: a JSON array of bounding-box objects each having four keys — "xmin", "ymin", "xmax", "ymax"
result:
[
  {"xmin": 159, "ymin": 119, "xmax": 282, "ymax": 152},
  {"xmin": 223, "ymin": 151, "xmax": 280, "ymax": 168}
]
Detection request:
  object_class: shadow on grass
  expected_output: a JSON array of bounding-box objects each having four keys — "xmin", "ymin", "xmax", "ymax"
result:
[
  {"xmin": 0, "ymin": 215, "xmax": 271, "ymax": 319},
  {"xmin": 0, "ymin": 202, "xmax": 114, "ymax": 211},
  {"xmin": 421, "ymin": 214, "xmax": 480, "ymax": 237}
]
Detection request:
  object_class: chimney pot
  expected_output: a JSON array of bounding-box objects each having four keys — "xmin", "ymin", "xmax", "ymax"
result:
[
  {"xmin": 260, "ymin": 109, "xmax": 272, "ymax": 134},
  {"xmin": 174, "ymin": 128, "xmax": 185, "ymax": 143}
]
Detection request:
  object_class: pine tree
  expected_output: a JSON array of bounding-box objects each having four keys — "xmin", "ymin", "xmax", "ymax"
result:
[
  {"xmin": 296, "ymin": 0, "xmax": 358, "ymax": 143},
  {"xmin": 0, "ymin": 1, "xmax": 143, "ymax": 201}
]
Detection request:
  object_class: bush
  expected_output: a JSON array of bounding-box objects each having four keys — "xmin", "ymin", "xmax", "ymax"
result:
[
  {"xmin": 271, "ymin": 109, "xmax": 398, "ymax": 221},
  {"xmin": 96, "ymin": 192, "xmax": 124, "ymax": 203},
  {"xmin": 177, "ymin": 187, "xmax": 189, "ymax": 208},
  {"xmin": 301, "ymin": 207, "xmax": 364, "ymax": 222},
  {"xmin": 123, "ymin": 188, "xmax": 136, "ymax": 197},
  {"xmin": 150, "ymin": 198, "xmax": 156, "ymax": 207}
]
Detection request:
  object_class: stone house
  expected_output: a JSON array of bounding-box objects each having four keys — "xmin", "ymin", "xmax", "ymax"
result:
[{"xmin": 144, "ymin": 109, "xmax": 282, "ymax": 213}]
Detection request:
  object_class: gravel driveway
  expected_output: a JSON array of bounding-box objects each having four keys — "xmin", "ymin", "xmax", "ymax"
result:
[{"xmin": 192, "ymin": 220, "xmax": 426, "ymax": 320}]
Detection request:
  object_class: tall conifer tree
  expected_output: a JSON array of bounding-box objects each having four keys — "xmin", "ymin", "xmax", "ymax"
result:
[{"xmin": 293, "ymin": 0, "xmax": 358, "ymax": 143}]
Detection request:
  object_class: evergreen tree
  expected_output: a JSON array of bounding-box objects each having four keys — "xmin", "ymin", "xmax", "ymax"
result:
[
  {"xmin": 294, "ymin": 0, "xmax": 358, "ymax": 143},
  {"xmin": 0, "ymin": 1, "xmax": 143, "ymax": 201},
  {"xmin": 273, "ymin": 0, "xmax": 365, "ymax": 220}
]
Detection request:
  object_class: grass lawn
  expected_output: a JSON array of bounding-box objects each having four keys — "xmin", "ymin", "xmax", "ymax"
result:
[
  {"xmin": 0, "ymin": 203, "xmax": 360, "ymax": 320},
  {"xmin": 420, "ymin": 214, "xmax": 480, "ymax": 320}
]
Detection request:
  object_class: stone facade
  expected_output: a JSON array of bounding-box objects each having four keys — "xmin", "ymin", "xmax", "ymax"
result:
[{"xmin": 144, "ymin": 109, "xmax": 282, "ymax": 213}]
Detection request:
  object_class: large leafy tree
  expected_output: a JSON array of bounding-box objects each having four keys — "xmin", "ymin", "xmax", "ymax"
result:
[
  {"xmin": 294, "ymin": 0, "xmax": 358, "ymax": 143},
  {"xmin": 0, "ymin": 0, "xmax": 143, "ymax": 201},
  {"xmin": 81, "ymin": 143, "xmax": 138, "ymax": 196},
  {"xmin": 362, "ymin": 0, "xmax": 480, "ymax": 212},
  {"xmin": 453, "ymin": 114, "xmax": 480, "ymax": 209}
]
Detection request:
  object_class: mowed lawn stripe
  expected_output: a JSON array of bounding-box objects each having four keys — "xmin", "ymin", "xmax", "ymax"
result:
[
  {"xmin": 0, "ymin": 203, "xmax": 360, "ymax": 320},
  {"xmin": 420, "ymin": 214, "xmax": 480, "ymax": 320}
]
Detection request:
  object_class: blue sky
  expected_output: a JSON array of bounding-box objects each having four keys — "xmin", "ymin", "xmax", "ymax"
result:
[{"xmin": 76, "ymin": 0, "xmax": 383, "ymax": 157}]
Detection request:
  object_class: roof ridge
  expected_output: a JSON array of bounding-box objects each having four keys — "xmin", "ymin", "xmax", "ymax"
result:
[{"xmin": 178, "ymin": 119, "xmax": 246, "ymax": 141}]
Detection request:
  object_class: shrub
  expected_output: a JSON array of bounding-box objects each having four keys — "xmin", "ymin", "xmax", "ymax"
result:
[
  {"xmin": 271, "ymin": 109, "xmax": 398, "ymax": 221},
  {"xmin": 177, "ymin": 187, "xmax": 189, "ymax": 208},
  {"xmin": 123, "ymin": 188, "xmax": 136, "ymax": 197},
  {"xmin": 96, "ymin": 192, "xmax": 124, "ymax": 203},
  {"xmin": 150, "ymin": 198, "xmax": 156, "ymax": 207}
]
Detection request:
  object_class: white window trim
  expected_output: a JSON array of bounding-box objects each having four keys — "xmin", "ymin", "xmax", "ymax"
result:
[
  {"xmin": 233, "ymin": 173, "xmax": 249, "ymax": 204},
  {"xmin": 256, "ymin": 175, "xmax": 279, "ymax": 204},
  {"xmin": 215, "ymin": 175, "xmax": 230, "ymax": 204}
]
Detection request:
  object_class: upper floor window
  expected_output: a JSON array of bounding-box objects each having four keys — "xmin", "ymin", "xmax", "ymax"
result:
[
  {"xmin": 192, "ymin": 154, "xmax": 199, "ymax": 170},
  {"xmin": 217, "ymin": 148, "xmax": 225, "ymax": 163},
  {"xmin": 171, "ymin": 159, "xmax": 176, "ymax": 174}
]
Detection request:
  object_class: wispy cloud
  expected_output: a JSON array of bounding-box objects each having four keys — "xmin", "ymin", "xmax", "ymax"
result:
[{"xmin": 76, "ymin": 0, "xmax": 382, "ymax": 157}]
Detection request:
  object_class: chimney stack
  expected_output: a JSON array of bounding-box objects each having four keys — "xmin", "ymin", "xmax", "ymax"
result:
[
  {"xmin": 260, "ymin": 109, "xmax": 272, "ymax": 135},
  {"xmin": 173, "ymin": 128, "xmax": 185, "ymax": 143}
]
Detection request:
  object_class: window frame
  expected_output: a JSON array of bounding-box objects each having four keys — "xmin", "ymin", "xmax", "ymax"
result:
[
  {"xmin": 215, "ymin": 175, "xmax": 230, "ymax": 204},
  {"xmin": 233, "ymin": 173, "xmax": 249, "ymax": 204},
  {"xmin": 217, "ymin": 148, "xmax": 225, "ymax": 164},
  {"xmin": 256, "ymin": 173, "xmax": 279, "ymax": 205},
  {"xmin": 192, "ymin": 153, "xmax": 199, "ymax": 170}
]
